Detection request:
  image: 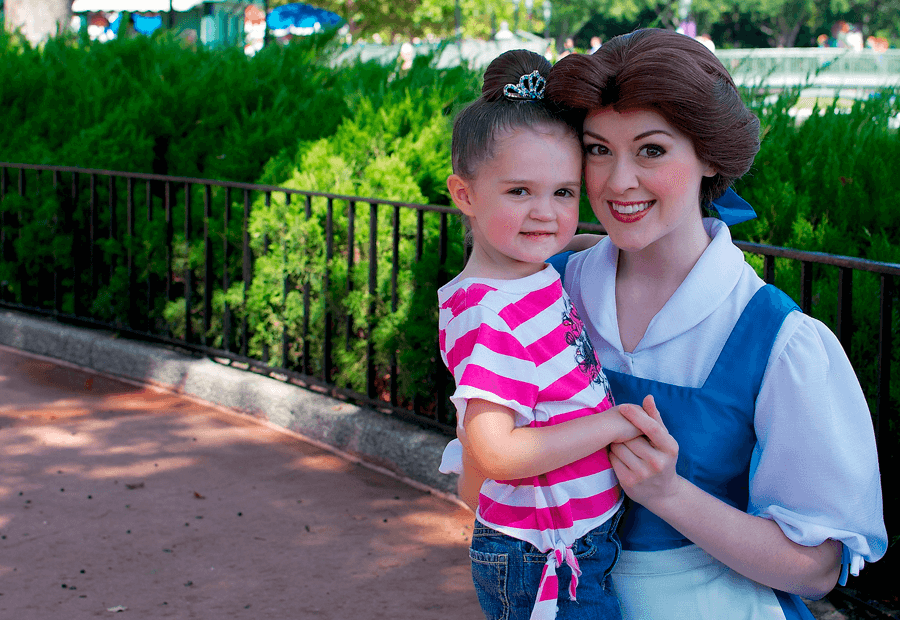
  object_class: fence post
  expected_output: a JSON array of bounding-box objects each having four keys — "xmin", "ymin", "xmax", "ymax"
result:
[
  {"xmin": 126, "ymin": 177, "xmax": 136, "ymax": 327},
  {"xmin": 89, "ymin": 173, "xmax": 98, "ymax": 309},
  {"xmin": 390, "ymin": 204, "xmax": 400, "ymax": 406},
  {"xmin": 52, "ymin": 170, "xmax": 62, "ymax": 315},
  {"xmin": 72, "ymin": 172, "xmax": 83, "ymax": 316},
  {"xmin": 17, "ymin": 168, "xmax": 27, "ymax": 305},
  {"xmin": 261, "ymin": 191, "xmax": 271, "ymax": 365},
  {"xmin": 0, "ymin": 167, "xmax": 7, "ymax": 303},
  {"xmin": 876, "ymin": 273, "xmax": 894, "ymax": 539},
  {"xmin": 164, "ymin": 181, "xmax": 173, "ymax": 321},
  {"xmin": 367, "ymin": 202, "xmax": 377, "ymax": 399},
  {"xmin": 184, "ymin": 182, "xmax": 194, "ymax": 344},
  {"xmin": 108, "ymin": 175, "xmax": 117, "ymax": 292},
  {"xmin": 145, "ymin": 180, "xmax": 154, "ymax": 332},
  {"xmin": 324, "ymin": 198, "xmax": 334, "ymax": 383},
  {"xmin": 763, "ymin": 254, "xmax": 775, "ymax": 284},
  {"xmin": 203, "ymin": 184, "xmax": 213, "ymax": 346},
  {"xmin": 222, "ymin": 187, "xmax": 232, "ymax": 352},
  {"xmin": 836, "ymin": 266, "xmax": 853, "ymax": 353},
  {"xmin": 345, "ymin": 201, "xmax": 356, "ymax": 356},
  {"xmin": 302, "ymin": 195, "xmax": 312, "ymax": 376},
  {"xmin": 282, "ymin": 192, "xmax": 292, "ymax": 370},
  {"xmin": 436, "ymin": 211, "xmax": 449, "ymax": 425},
  {"xmin": 876, "ymin": 274, "xmax": 893, "ymax": 449},
  {"xmin": 800, "ymin": 260, "xmax": 812, "ymax": 314},
  {"xmin": 241, "ymin": 189, "xmax": 251, "ymax": 357}
]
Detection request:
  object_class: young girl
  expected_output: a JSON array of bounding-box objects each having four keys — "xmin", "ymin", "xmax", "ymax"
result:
[{"xmin": 438, "ymin": 49, "xmax": 650, "ymax": 620}]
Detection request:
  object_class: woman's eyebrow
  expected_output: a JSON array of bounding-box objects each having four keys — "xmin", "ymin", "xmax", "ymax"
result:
[
  {"xmin": 634, "ymin": 129, "xmax": 673, "ymax": 141},
  {"xmin": 582, "ymin": 130, "xmax": 606, "ymax": 142},
  {"xmin": 582, "ymin": 129, "xmax": 674, "ymax": 142}
]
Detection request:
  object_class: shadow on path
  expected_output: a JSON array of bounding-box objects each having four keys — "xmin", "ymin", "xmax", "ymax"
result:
[{"xmin": 0, "ymin": 348, "xmax": 480, "ymax": 619}]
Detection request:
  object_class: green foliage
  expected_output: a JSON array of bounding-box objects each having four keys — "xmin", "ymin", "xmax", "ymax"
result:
[
  {"xmin": 220, "ymin": 56, "xmax": 469, "ymax": 408},
  {"xmin": 310, "ymin": 0, "xmax": 555, "ymax": 42},
  {"xmin": 0, "ymin": 30, "xmax": 350, "ymax": 181},
  {"xmin": 735, "ymin": 88, "xmax": 900, "ymax": 407},
  {"xmin": 3, "ymin": 31, "xmax": 898, "ymax": 416}
]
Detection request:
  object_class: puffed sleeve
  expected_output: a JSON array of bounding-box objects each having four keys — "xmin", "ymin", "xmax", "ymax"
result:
[{"xmin": 749, "ymin": 312, "xmax": 888, "ymax": 583}]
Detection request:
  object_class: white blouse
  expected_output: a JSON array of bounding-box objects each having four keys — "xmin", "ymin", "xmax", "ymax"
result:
[{"xmin": 564, "ymin": 218, "xmax": 888, "ymax": 580}]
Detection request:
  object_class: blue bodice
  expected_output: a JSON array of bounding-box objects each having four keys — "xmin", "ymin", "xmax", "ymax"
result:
[{"xmin": 604, "ymin": 284, "xmax": 800, "ymax": 552}]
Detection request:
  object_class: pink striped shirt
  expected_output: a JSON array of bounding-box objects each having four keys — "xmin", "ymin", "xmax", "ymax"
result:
[{"xmin": 438, "ymin": 267, "xmax": 622, "ymax": 619}]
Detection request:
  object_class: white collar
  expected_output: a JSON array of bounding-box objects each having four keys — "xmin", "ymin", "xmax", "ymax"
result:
[{"xmin": 582, "ymin": 219, "xmax": 746, "ymax": 352}]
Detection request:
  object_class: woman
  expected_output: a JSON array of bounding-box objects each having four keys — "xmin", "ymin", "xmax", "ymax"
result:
[{"xmin": 543, "ymin": 28, "xmax": 887, "ymax": 619}]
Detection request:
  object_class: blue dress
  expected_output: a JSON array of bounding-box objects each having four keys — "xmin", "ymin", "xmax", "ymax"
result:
[{"xmin": 604, "ymin": 284, "xmax": 814, "ymax": 620}]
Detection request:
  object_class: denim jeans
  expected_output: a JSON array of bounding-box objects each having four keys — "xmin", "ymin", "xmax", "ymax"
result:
[{"xmin": 469, "ymin": 505, "xmax": 624, "ymax": 620}]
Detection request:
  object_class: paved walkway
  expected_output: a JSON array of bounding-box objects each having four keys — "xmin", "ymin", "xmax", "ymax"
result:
[
  {"xmin": 0, "ymin": 346, "xmax": 481, "ymax": 619},
  {"xmin": 0, "ymin": 344, "xmax": 855, "ymax": 620}
]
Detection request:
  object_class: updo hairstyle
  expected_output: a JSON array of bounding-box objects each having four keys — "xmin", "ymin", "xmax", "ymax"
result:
[
  {"xmin": 451, "ymin": 49, "xmax": 580, "ymax": 181},
  {"xmin": 545, "ymin": 28, "xmax": 760, "ymax": 206}
]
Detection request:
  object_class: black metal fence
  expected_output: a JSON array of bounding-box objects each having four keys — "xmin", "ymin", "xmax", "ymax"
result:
[{"xmin": 1, "ymin": 163, "xmax": 898, "ymax": 454}]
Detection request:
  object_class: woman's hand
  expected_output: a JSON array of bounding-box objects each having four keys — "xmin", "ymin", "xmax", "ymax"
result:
[{"xmin": 608, "ymin": 395, "xmax": 681, "ymax": 508}]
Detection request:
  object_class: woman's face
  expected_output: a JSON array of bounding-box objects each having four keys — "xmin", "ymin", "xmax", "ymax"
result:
[{"xmin": 582, "ymin": 108, "xmax": 715, "ymax": 255}]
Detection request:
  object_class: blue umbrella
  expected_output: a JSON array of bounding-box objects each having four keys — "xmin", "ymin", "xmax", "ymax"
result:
[
  {"xmin": 266, "ymin": 3, "xmax": 343, "ymax": 31},
  {"xmin": 132, "ymin": 13, "xmax": 163, "ymax": 35}
]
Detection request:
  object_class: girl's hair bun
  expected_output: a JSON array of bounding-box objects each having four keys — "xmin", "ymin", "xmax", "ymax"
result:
[{"xmin": 482, "ymin": 49, "xmax": 552, "ymax": 102}]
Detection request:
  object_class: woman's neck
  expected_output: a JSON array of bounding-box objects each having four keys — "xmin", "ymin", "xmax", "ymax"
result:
[
  {"xmin": 614, "ymin": 218, "xmax": 712, "ymax": 353},
  {"xmin": 617, "ymin": 221, "xmax": 711, "ymax": 285}
]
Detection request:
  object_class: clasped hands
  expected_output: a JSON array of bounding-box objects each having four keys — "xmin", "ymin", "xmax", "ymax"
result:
[
  {"xmin": 607, "ymin": 395, "xmax": 681, "ymax": 508},
  {"xmin": 457, "ymin": 394, "xmax": 681, "ymax": 509}
]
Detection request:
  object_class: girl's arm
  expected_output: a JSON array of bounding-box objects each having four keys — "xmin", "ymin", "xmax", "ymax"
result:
[
  {"xmin": 458, "ymin": 447, "xmax": 486, "ymax": 512},
  {"xmin": 463, "ymin": 397, "xmax": 644, "ymax": 480},
  {"xmin": 610, "ymin": 396, "xmax": 841, "ymax": 599}
]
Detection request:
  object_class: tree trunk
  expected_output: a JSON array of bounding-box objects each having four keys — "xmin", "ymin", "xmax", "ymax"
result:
[{"xmin": 4, "ymin": 0, "xmax": 72, "ymax": 46}]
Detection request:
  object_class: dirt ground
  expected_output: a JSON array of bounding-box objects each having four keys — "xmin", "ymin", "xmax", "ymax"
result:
[{"xmin": 0, "ymin": 346, "xmax": 481, "ymax": 619}]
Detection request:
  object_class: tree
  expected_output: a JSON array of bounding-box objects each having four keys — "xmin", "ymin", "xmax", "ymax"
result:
[
  {"xmin": 544, "ymin": 0, "xmax": 604, "ymax": 46},
  {"xmin": 840, "ymin": 0, "xmax": 900, "ymax": 42},
  {"xmin": 581, "ymin": 0, "xmax": 895, "ymax": 47},
  {"xmin": 715, "ymin": 0, "xmax": 836, "ymax": 47},
  {"xmin": 310, "ymin": 0, "xmax": 590, "ymax": 44},
  {"xmin": 4, "ymin": 0, "xmax": 72, "ymax": 45}
]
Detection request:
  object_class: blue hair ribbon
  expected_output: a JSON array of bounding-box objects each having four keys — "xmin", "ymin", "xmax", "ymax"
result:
[{"xmin": 708, "ymin": 187, "xmax": 757, "ymax": 226}]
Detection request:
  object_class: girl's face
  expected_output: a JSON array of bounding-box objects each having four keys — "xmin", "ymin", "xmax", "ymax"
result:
[
  {"xmin": 449, "ymin": 125, "xmax": 582, "ymax": 280},
  {"xmin": 582, "ymin": 108, "xmax": 716, "ymax": 255}
]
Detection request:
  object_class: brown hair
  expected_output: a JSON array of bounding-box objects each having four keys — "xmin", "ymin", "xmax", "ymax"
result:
[
  {"xmin": 545, "ymin": 28, "xmax": 760, "ymax": 206},
  {"xmin": 451, "ymin": 49, "xmax": 579, "ymax": 180}
]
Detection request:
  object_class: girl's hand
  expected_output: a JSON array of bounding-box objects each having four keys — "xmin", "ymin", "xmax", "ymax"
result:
[
  {"xmin": 604, "ymin": 404, "xmax": 645, "ymax": 443},
  {"xmin": 609, "ymin": 395, "xmax": 681, "ymax": 508}
]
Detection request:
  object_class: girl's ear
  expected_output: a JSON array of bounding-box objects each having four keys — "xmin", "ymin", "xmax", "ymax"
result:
[{"xmin": 447, "ymin": 175, "xmax": 476, "ymax": 216}]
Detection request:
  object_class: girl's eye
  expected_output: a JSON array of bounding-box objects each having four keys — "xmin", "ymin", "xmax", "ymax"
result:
[
  {"xmin": 638, "ymin": 144, "xmax": 666, "ymax": 158},
  {"xmin": 508, "ymin": 187, "xmax": 528, "ymax": 196},
  {"xmin": 555, "ymin": 188, "xmax": 575, "ymax": 198},
  {"xmin": 584, "ymin": 143, "xmax": 609, "ymax": 156}
]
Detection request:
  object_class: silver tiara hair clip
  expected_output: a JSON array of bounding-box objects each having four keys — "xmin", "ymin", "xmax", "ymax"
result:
[{"xmin": 503, "ymin": 70, "xmax": 546, "ymax": 100}]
